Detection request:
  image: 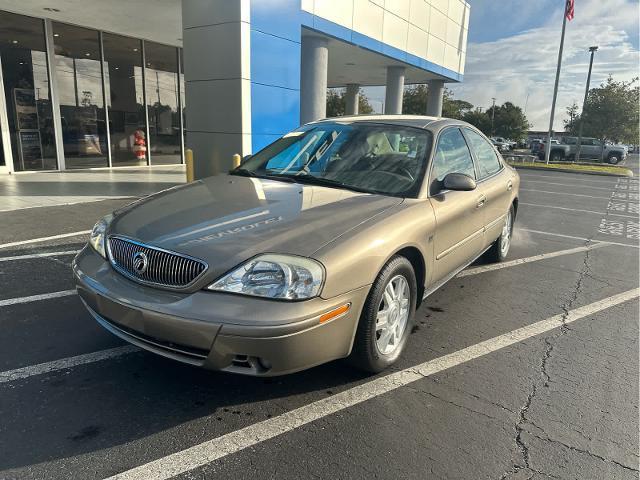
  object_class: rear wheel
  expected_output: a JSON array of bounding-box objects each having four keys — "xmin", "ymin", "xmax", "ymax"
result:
[
  {"xmin": 486, "ymin": 205, "xmax": 514, "ymax": 263},
  {"xmin": 350, "ymin": 255, "xmax": 417, "ymax": 373},
  {"xmin": 550, "ymin": 150, "xmax": 564, "ymax": 162}
]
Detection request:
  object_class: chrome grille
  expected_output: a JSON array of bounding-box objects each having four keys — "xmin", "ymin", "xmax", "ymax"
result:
[{"xmin": 108, "ymin": 236, "xmax": 207, "ymax": 289}]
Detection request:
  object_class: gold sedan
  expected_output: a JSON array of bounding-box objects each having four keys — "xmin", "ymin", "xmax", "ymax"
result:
[{"xmin": 73, "ymin": 116, "xmax": 519, "ymax": 376}]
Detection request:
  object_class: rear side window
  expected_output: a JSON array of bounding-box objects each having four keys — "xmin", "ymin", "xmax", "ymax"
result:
[
  {"xmin": 430, "ymin": 128, "xmax": 475, "ymax": 192},
  {"xmin": 464, "ymin": 128, "xmax": 502, "ymax": 179}
]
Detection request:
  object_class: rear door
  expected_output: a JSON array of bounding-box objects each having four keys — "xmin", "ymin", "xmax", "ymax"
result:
[
  {"xmin": 463, "ymin": 128, "xmax": 513, "ymax": 248},
  {"xmin": 583, "ymin": 138, "xmax": 600, "ymax": 159},
  {"xmin": 428, "ymin": 127, "xmax": 485, "ymax": 284}
]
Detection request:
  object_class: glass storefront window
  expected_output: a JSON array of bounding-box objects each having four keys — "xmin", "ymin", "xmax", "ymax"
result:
[
  {"xmin": 0, "ymin": 11, "xmax": 57, "ymax": 171},
  {"xmin": 52, "ymin": 23, "xmax": 108, "ymax": 169},
  {"xmin": 0, "ymin": 11, "xmax": 186, "ymax": 172},
  {"xmin": 103, "ymin": 33, "xmax": 146, "ymax": 166},
  {"xmin": 145, "ymin": 42, "xmax": 182, "ymax": 165}
]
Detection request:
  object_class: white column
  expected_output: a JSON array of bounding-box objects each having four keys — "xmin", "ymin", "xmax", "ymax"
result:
[
  {"xmin": 384, "ymin": 66, "xmax": 405, "ymax": 114},
  {"xmin": 300, "ymin": 36, "xmax": 329, "ymax": 124},
  {"xmin": 345, "ymin": 83, "xmax": 360, "ymax": 115},
  {"xmin": 182, "ymin": 0, "xmax": 251, "ymax": 178},
  {"xmin": 426, "ymin": 80, "xmax": 445, "ymax": 117}
]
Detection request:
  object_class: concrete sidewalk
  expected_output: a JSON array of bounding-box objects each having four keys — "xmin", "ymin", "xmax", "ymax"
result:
[{"xmin": 1, "ymin": 165, "xmax": 186, "ymax": 212}]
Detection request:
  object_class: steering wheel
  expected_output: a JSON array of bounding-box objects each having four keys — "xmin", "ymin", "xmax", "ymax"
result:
[{"xmin": 397, "ymin": 166, "xmax": 415, "ymax": 181}]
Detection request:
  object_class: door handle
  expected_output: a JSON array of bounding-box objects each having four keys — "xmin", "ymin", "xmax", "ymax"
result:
[
  {"xmin": 476, "ymin": 195, "xmax": 486, "ymax": 208},
  {"xmin": 507, "ymin": 181, "xmax": 513, "ymax": 191}
]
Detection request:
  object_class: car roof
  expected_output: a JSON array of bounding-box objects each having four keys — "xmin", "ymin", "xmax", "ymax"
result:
[{"xmin": 311, "ymin": 114, "xmax": 452, "ymax": 130}]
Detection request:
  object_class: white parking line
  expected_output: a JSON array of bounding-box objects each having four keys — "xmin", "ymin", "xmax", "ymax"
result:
[
  {"xmin": 522, "ymin": 180, "xmax": 616, "ymax": 191},
  {"xmin": 0, "ymin": 290, "xmax": 76, "ymax": 307},
  {"xmin": 520, "ymin": 189, "xmax": 612, "ymax": 200},
  {"xmin": 0, "ymin": 345, "xmax": 138, "ymax": 384},
  {"xmin": 518, "ymin": 173, "xmax": 621, "ymax": 186},
  {"xmin": 0, "ymin": 250, "xmax": 81, "ymax": 262},
  {"xmin": 0, "ymin": 230, "xmax": 90, "ymax": 250},
  {"xmin": 520, "ymin": 228, "xmax": 640, "ymax": 249},
  {"xmin": 520, "ymin": 202, "xmax": 639, "ymax": 218},
  {"xmin": 458, "ymin": 243, "xmax": 609, "ymax": 277},
  {"xmin": 103, "ymin": 288, "xmax": 640, "ymax": 480}
]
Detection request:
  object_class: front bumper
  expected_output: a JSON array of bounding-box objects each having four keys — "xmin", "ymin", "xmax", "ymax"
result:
[{"xmin": 73, "ymin": 246, "xmax": 369, "ymax": 376}]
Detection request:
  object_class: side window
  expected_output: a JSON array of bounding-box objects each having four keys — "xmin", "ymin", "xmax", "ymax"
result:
[
  {"xmin": 464, "ymin": 128, "xmax": 502, "ymax": 179},
  {"xmin": 430, "ymin": 128, "xmax": 475, "ymax": 193}
]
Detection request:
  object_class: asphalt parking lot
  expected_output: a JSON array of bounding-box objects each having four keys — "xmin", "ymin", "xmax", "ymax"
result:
[{"xmin": 1, "ymin": 159, "xmax": 638, "ymax": 480}]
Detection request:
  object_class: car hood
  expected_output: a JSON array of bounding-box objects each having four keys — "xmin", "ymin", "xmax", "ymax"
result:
[{"xmin": 110, "ymin": 174, "xmax": 402, "ymax": 279}]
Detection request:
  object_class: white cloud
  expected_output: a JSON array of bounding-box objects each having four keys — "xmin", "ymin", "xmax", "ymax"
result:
[{"xmin": 449, "ymin": 0, "xmax": 640, "ymax": 130}]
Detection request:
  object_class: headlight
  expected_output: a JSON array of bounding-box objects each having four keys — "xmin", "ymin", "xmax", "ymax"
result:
[
  {"xmin": 88, "ymin": 214, "xmax": 113, "ymax": 259},
  {"xmin": 208, "ymin": 254, "xmax": 324, "ymax": 300}
]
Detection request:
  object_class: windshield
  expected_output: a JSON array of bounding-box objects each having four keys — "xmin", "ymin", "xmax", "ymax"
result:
[{"xmin": 235, "ymin": 122, "xmax": 432, "ymax": 197}]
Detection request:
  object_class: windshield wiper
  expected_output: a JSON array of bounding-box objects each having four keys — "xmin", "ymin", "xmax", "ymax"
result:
[
  {"xmin": 275, "ymin": 173, "xmax": 376, "ymax": 194},
  {"xmin": 229, "ymin": 168, "xmax": 258, "ymax": 177},
  {"xmin": 230, "ymin": 168, "xmax": 297, "ymax": 183}
]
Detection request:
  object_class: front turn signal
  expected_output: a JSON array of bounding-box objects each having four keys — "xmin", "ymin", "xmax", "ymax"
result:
[{"xmin": 319, "ymin": 303, "xmax": 351, "ymax": 324}]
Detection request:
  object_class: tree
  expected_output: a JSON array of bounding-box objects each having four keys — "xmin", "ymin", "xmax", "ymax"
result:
[
  {"xmin": 564, "ymin": 101, "xmax": 579, "ymax": 133},
  {"xmin": 576, "ymin": 76, "xmax": 639, "ymax": 144},
  {"xmin": 443, "ymin": 97, "xmax": 474, "ymax": 120},
  {"xmin": 487, "ymin": 102, "xmax": 530, "ymax": 140},
  {"xmin": 402, "ymin": 85, "xmax": 473, "ymax": 118},
  {"xmin": 462, "ymin": 109, "xmax": 491, "ymax": 135},
  {"xmin": 402, "ymin": 84, "xmax": 428, "ymax": 115},
  {"xmin": 326, "ymin": 87, "xmax": 374, "ymax": 117}
]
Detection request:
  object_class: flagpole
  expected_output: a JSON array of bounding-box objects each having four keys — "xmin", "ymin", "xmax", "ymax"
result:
[{"xmin": 545, "ymin": 5, "xmax": 569, "ymax": 164}]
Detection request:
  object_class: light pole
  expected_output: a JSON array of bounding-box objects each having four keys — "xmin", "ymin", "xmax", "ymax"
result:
[
  {"xmin": 575, "ymin": 46, "xmax": 598, "ymax": 163},
  {"xmin": 490, "ymin": 97, "xmax": 496, "ymax": 137}
]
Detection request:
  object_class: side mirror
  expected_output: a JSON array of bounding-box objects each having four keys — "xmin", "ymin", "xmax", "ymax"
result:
[{"xmin": 443, "ymin": 172, "xmax": 477, "ymax": 191}]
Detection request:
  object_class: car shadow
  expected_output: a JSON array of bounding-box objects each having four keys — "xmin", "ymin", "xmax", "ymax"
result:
[{"xmin": 0, "ymin": 346, "xmax": 375, "ymax": 471}]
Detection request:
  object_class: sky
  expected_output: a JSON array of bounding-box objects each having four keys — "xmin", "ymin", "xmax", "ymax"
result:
[{"xmin": 366, "ymin": 0, "xmax": 640, "ymax": 131}]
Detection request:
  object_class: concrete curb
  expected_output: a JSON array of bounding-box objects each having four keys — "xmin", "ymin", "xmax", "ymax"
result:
[{"xmin": 509, "ymin": 164, "xmax": 634, "ymax": 178}]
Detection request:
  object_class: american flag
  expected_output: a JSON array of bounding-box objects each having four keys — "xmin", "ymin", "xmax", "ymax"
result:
[{"xmin": 565, "ymin": 0, "xmax": 575, "ymax": 21}]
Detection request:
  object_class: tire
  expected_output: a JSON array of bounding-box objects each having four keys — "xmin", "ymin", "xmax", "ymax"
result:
[
  {"xmin": 550, "ymin": 150, "xmax": 564, "ymax": 162},
  {"xmin": 485, "ymin": 204, "xmax": 515, "ymax": 263},
  {"xmin": 607, "ymin": 154, "xmax": 620, "ymax": 165},
  {"xmin": 350, "ymin": 255, "xmax": 417, "ymax": 373}
]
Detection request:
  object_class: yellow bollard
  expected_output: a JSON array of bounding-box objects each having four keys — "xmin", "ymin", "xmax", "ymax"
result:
[
  {"xmin": 232, "ymin": 153, "xmax": 242, "ymax": 169},
  {"xmin": 185, "ymin": 149, "xmax": 194, "ymax": 182}
]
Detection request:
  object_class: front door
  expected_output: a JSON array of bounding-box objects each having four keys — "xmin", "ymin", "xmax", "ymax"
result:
[{"xmin": 428, "ymin": 127, "xmax": 485, "ymax": 284}]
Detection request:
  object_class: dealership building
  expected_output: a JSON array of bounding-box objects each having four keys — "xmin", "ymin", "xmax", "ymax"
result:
[{"xmin": 0, "ymin": 0, "xmax": 469, "ymax": 177}]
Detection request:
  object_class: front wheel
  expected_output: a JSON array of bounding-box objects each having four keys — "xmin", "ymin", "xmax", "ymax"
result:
[
  {"xmin": 607, "ymin": 154, "xmax": 620, "ymax": 165},
  {"xmin": 350, "ymin": 256, "xmax": 417, "ymax": 373},
  {"xmin": 486, "ymin": 205, "xmax": 514, "ymax": 263}
]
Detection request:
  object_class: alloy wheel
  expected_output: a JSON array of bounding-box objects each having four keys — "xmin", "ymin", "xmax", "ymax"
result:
[
  {"xmin": 500, "ymin": 210, "xmax": 513, "ymax": 257},
  {"xmin": 375, "ymin": 275, "xmax": 410, "ymax": 355}
]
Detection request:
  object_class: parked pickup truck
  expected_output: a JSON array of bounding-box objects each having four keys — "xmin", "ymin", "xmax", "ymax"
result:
[{"xmin": 539, "ymin": 137, "xmax": 628, "ymax": 164}]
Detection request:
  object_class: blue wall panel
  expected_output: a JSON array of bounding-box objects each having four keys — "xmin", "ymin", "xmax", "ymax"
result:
[
  {"xmin": 250, "ymin": 30, "xmax": 301, "ymax": 91},
  {"xmin": 250, "ymin": 0, "xmax": 301, "ymax": 152},
  {"xmin": 250, "ymin": 83, "xmax": 300, "ymax": 151},
  {"xmin": 251, "ymin": 0, "xmax": 301, "ymax": 42}
]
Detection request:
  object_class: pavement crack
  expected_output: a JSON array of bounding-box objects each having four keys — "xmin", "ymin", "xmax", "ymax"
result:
[
  {"xmin": 428, "ymin": 377, "xmax": 516, "ymax": 414},
  {"xmin": 505, "ymin": 244, "xmax": 595, "ymax": 480},
  {"xmin": 528, "ymin": 431, "xmax": 640, "ymax": 473},
  {"xmin": 408, "ymin": 386, "xmax": 501, "ymax": 421}
]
